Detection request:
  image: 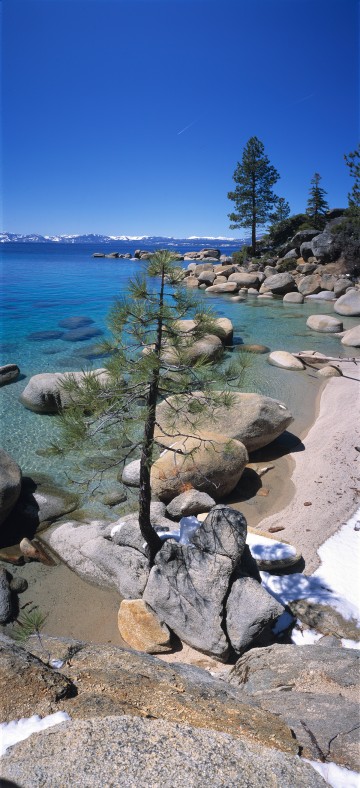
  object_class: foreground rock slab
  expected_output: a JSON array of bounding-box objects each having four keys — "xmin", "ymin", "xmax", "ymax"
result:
[
  {"xmin": 1, "ymin": 715, "xmax": 325, "ymax": 788},
  {"xmin": 0, "ymin": 634, "xmax": 74, "ymax": 721},
  {"xmin": 228, "ymin": 643, "xmax": 360, "ymax": 770},
  {"xmin": 23, "ymin": 635, "xmax": 299, "ymax": 754}
]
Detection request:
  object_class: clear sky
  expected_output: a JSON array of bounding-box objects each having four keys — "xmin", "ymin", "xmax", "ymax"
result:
[{"xmin": 2, "ymin": 0, "xmax": 359, "ymax": 237}]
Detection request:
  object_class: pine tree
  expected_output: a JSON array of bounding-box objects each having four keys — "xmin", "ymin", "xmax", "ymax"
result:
[
  {"xmin": 344, "ymin": 143, "xmax": 360, "ymax": 208},
  {"xmin": 306, "ymin": 173, "xmax": 329, "ymax": 228},
  {"xmin": 269, "ymin": 197, "xmax": 291, "ymax": 225},
  {"xmin": 228, "ymin": 136, "xmax": 280, "ymax": 255},
  {"xmin": 53, "ymin": 251, "xmax": 246, "ymax": 563}
]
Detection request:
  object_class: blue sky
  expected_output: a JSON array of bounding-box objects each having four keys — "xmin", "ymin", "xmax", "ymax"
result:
[{"xmin": 2, "ymin": 0, "xmax": 359, "ymax": 237}]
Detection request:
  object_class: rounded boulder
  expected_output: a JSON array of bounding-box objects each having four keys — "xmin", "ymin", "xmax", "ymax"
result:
[
  {"xmin": 268, "ymin": 351, "xmax": 305, "ymax": 371},
  {"xmin": 155, "ymin": 392, "xmax": 293, "ymax": 453},
  {"xmin": 341, "ymin": 325, "xmax": 360, "ymax": 347},
  {"xmin": 334, "ymin": 289, "xmax": 360, "ymax": 316},
  {"xmin": 306, "ymin": 315, "xmax": 343, "ymax": 333},
  {"xmin": 151, "ymin": 432, "xmax": 248, "ymax": 503}
]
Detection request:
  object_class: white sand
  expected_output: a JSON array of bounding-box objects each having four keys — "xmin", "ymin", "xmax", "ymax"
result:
[{"xmin": 258, "ymin": 361, "xmax": 360, "ymax": 572}]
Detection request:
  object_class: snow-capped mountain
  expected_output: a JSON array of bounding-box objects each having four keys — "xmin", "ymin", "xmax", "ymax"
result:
[{"xmin": 0, "ymin": 232, "xmax": 245, "ymax": 244}]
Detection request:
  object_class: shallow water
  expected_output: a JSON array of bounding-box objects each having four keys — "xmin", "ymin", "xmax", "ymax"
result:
[{"xmin": 1, "ymin": 242, "xmax": 359, "ymax": 507}]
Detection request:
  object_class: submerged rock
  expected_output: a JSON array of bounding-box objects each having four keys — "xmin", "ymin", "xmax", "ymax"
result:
[
  {"xmin": 0, "ymin": 363, "xmax": 20, "ymax": 386},
  {"xmin": 19, "ymin": 368, "xmax": 109, "ymax": 413}
]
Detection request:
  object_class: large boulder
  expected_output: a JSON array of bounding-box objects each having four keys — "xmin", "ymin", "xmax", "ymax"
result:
[
  {"xmin": 205, "ymin": 282, "xmax": 238, "ymax": 293},
  {"xmin": 311, "ymin": 229, "xmax": 341, "ymax": 262},
  {"xmin": 155, "ymin": 392, "xmax": 293, "ymax": 453},
  {"xmin": 166, "ymin": 489, "xmax": 215, "ymax": 518},
  {"xmin": 121, "ymin": 459, "xmax": 141, "ymax": 487},
  {"xmin": 0, "ymin": 714, "xmax": 324, "ymax": 788},
  {"xmin": 0, "ymin": 449, "xmax": 22, "ymax": 527},
  {"xmin": 306, "ymin": 314, "xmax": 343, "ymax": 333},
  {"xmin": 334, "ymin": 278, "xmax": 351, "ymax": 298},
  {"xmin": 80, "ymin": 538, "xmax": 150, "ymax": 598},
  {"xmin": 144, "ymin": 540, "xmax": 232, "ymax": 658},
  {"xmin": 117, "ymin": 599, "xmax": 172, "ymax": 653},
  {"xmin": 43, "ymin": 520, "xmax": 150, "ymax": 597},
  {"xmin": 341, "ymin": 324, "xmax": 360, "ymax": 347},
  {"xmin": 259, "ymin": 273, "xmax": 296, "ymax": 295},
  {"xmin": 297, "ymin": 274, "xmax": 322, "ymax": 296},
  {"xmin": 228, "ymin": 272, "xmax": 261, "ymax": 288},
  {"xmin": 197, "ymin": 270, "xmax": 217, "ymax": 286},
  {"xmin": 191, "ymin": 505, "xmax": 247, "ymax": 567},
  {"xmin": 334, "ymin": 288, "xmax": 360, "ymax": 316},
  {"xmin": 7, "ymin": 474, "xmax": 79, "ymax": 535},
  {"xmin": 291, "ymin": 229, "xmax": 319, "ymax": 247},
  {"xmin": 226, "ymin": 575, "xmax": 284, "ymax": 654},
  {"xmin": 268, "ymin": 351, "xmax": 305, "ymax": 371},
  {"xmin": 19, "ymin": 369, "xmax": 109, "ymax": 413},
  {"xmin": 0, "ymin": 634, "xmax": 74, "ymax": 721},
  {"xmin": 144, "ymin": 506, "xmax": 248, "ymax": 658},
  {"xmin": 0, "ymin": 364, "xmax": 20, "ymax": 386},
  {"xmin": 283, "ymin": 292, "xmax": 304, "ymax": 304},
  {"xmin": 151, "ymin": 432, "xmax": 248, "ymax": 503},
  {"xmin": 228, "ymin": 644, "xmax": 360, "ymax": 771}
]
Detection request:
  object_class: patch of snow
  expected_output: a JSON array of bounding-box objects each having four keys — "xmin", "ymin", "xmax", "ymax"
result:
[
  {"xmin": 314, "ymin": 507, "xmax": 360, "ymax": 617},
  {"xmin": 49, "ymin": 658, "xmax": 65, "ymax": 669},
  {"xmin": 261, "ymin": 506, "xmax": 360, "ymax": 637},
  {"xmin": 305, "ymin": 759, "xmax": 360, "ymax": 788},
  {"xmin": 110, "ymin": 522, "xmax": 125, "ymax": 538},
  {"xmin": 272, "ymin": 610, "xmax": 294, "ymax": 635},
  {"xmin": 341, "ymin": 638, "xmax": 360, "ymax": 650},
  {"xmin": 291, "ymin": 626, "xmax": 323, "ymax": 645},
  {"xmin": 247, "ymin": 532, "xmax": 296, "ymax": 561},
  {"xmin": 0, "ymin": 712, "xmax": 71, "ymax": 756}
]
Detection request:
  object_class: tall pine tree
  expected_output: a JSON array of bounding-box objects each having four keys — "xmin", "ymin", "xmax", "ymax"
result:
[
  {"xmin": 52, "ymin": 251, "xmax": 246, "ymax": 563},
  {"xmin": 306, "ymin": 173, "xmax": 329, "ymax": 228},
  {"xmin": 228, "ymin": 137, "xmax": 280, "ymax": 255}
]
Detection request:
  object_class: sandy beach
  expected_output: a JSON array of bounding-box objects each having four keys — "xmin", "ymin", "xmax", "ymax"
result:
[{"xmin": 257, "ymin": 359, "xmax": 360, "ymax": 573}]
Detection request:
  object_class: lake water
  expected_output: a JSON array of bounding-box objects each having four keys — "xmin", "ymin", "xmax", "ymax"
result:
[{"xmin": 1, "ymin": 241, "xmax": 359, "ymax": 516}]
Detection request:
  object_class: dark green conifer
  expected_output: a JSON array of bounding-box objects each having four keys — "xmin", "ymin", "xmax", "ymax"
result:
[
  {"xmin": 228, "ymin": 137, "xmax": 280, "ymax": 255},
  {"xmin": 52, "ymin": 251, "xmax": 246, "ymax": 563},
  {"xmin": 306, "ymin": 173, "xmax": 329, "ymax": 228}
]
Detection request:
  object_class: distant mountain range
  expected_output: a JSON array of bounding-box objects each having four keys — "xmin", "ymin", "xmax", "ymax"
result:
[{"xmin": 0, "ymin": 232, "xmax": 244, "ymax": 244}]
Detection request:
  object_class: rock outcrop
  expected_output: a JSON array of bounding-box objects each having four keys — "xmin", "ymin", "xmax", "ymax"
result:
[
  {"xmin": 155, "ymin": 392, "xmax": 293, "ymax": 452},
  {"xmin": 228, "ymin": 643, "xmax": 360, "ymax": 771},
  {"xmin": 150, "ymin": 432, "xmax": 248, "ymax": 502}
]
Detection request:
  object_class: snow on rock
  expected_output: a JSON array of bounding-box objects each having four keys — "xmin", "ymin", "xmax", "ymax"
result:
[
  {"xmin": 305, "ymin": 759, "xmax": 360, "ymax": 788},
  {"xmin": 0, "ymin": 712, "xmax": 71, "ymax": 756},
  {"xmin": 261, "ymin": 506, "xmax": 360, "ymax": 634},
  {"xmin": 247, "ymin": 532, "xmax": 297, "ymax": 562}
]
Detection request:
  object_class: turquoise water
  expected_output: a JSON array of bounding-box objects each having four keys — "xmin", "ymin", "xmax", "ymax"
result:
[{"xmin": 1, "ymin": 242, "xmax": 359, "ymax": 503}]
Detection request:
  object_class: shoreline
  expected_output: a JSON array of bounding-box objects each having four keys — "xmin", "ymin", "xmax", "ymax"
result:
[
  {"xmin": 2, "ymin": 362, "xmax": 358, "ymax": 649},
  {"xmin": 256, "ymin": 360, "xmax": 360, "ymax": 573}
]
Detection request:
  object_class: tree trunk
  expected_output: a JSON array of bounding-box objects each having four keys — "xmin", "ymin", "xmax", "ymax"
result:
[
  {"xmin": 251, "ymin": 172, "xmax": 256, "ymax": 255},
  {"xmin": 138, "ymin": 264, "xmax": 166, "ymax": 565}
]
